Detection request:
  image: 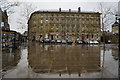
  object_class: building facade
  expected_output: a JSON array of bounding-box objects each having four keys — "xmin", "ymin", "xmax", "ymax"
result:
[
  {"xmin": 2, "ymin": 10, "xmax": 10, "ymax": 30},
  {"xmin": 28, "ymin": 8, "xmax": 101, "ymax": 41},
  {"xmin": 112, "ymin": 21, "xmax": 119, "ymax": 35}
]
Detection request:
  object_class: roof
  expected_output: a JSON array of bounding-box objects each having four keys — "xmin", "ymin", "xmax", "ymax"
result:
[
  {"xmin": 28, "ymin": 9, "xmax": 101, "ymax": 23},
  {"xmin": 112, "ymin": 21, "xmax": 119, "ymax": 27},
  {"xmin": 114, "ymin": 21, "xmax": 119, "ymax": 24},
  {"xmin": 2, "ymin": 29, "xmax": 16, "ymax": 32},
  {"xmin": 33, "ymin": 10, "xmax": 100, "ymax": 14},
  {"xmin": 2, "ymin": 30, "xmax": 21, "ymax": 35}
]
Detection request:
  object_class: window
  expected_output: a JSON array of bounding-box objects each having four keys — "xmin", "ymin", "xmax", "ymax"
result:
[
  {"xmin": 41, "ymin": 20, "xmax": 43, "ymax": 23},
  {"xmin": 82, "ymin": 28, "xmax": 84, "ymax": 32},
  {"xmin": 34, "ymin": 20, "xmax": 36, "ymax": 23},
  {"xmin": 46, "ymin": 20, "xmax": 48, "ymax": 23},
  {"xmin": 91, "ymin": 20, "xmax": 94, "ymax": 24},
  {"xmin": 96, "ymin": 21, "xmax": 99, "ymax": 24},
  {"xmin": 56, "ymin": 30, "xmax": 59, "ymax": 32},
  {"xmin": 91, "ymin": 16, "xmax": 94, "ymax": 19},
  {"xmin": 71, "ymin": 16, "xmax": 74, "ymax": 18},
  {"xmin": 82, "ymin": 16, "xmax": 84, "ymax": 19},
  {"xmin": 86, "ymin": 21, "xmax": 89, "ymax": 24},
  {"xmin": 33, "ymin": 15, "xmax": 36, "ymax": 18},
  {"xmin": 86, "ymin": 16, "xmax": 89, "ymax": 20},
  {"xmin": 56, "ymin": 21, "xmax": 58, "ymax": 23},
  {"xmin": 66, "ymin": 16, "xmax": 69, "ymax": 17},
  {"xmin": 87, "ymin": 34, "xmax": 89, "ymax": 38},
  {"xmin": 67, "ymin": 30, "xmax": 69, "ymax": 32},
  {"xmin": 72, "ymin": 28, "xmax": 74, "ymax": 32},
  {"xmin": 97, "ymin": 34, "xmax": 98, "ymax": 38},
  {"xmin": 82, "ymin": 20, "xmax": 84, "ymax": 24},
  {"xmin": 92, "ymin": 34, "xmax": 94, "ymax": 38}
]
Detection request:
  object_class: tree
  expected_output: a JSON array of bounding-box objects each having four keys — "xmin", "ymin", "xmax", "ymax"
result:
[
  {"xmin": 96, "ymin": 2, "xmax": 116, "ymax": 44},
  {"xmin": 95, "ymin": 3, "xmax": 117, "ymax": 76},
  {"xmin": 0, "ymin": 0, "xmax": 20, "ymax": 15},
  {"xmin": 17, "ymin": 3, "xmax": 37, "ymax": 31}
]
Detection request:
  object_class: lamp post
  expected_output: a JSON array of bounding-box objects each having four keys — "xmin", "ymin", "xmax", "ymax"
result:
[
  {"xmin": 115, "ymin": 15, "xmax": 120, "ymax": 80},
  {"xmin": 115, "ymin": 14, "xmax": 120, "ymax": 52},
  {"xmin": 0, "ymin": 8, "xmax": 2, "ymax": 79}
]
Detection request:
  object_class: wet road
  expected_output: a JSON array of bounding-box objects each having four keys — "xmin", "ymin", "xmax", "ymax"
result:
[{"xmin": 2, "ymin": 42, "xmax": 118, "ymax": 78}]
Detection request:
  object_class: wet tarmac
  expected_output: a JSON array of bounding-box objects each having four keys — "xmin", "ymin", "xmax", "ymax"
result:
[{"xmin": 2, "ymin": 42, "xmax": 118, "ymax": 78}]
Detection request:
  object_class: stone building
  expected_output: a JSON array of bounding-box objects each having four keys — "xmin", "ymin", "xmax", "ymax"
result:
[
  {"xmin": 28, "ymin": 7, "xmax": 101, "ymax": 41},
  {"xmin": 112, "ymin": 21, "xmax": 119, "ymax": 35},
  {"xmin": 0, "ymin": 9, "xmax": 10, "ymax": 30},
  {"xmin": 2, "ymin": 10, "xmax": 10, "ymax": 30}
]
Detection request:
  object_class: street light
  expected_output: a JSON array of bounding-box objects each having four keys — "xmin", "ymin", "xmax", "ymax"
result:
[{"xmin": 115, "ymin": 14, "xmax": 120, "ymax": 52}]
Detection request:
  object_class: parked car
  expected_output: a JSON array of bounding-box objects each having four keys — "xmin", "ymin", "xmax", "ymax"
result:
[
  {"xmin": 56, "ymin": 40, "xmax": 61, "ymax": 43},
  {"xmin": 62, "ymin": 40, "xmax": 67, "ymax": 44},
  {"xmin": 82, "ymin": 40, "xmax": 88, "ymax": 44},
  {"xmin": 76, "ymin": 40, "xmax": 83, "ymax": 44},
  {"xmin": 67, "ymin": 40, "xmax": 73, "ymax": 44},
  {"xmin": 40, "ymin": 40, "xmax": 44, "ymax": 43},
  {"xmin": 88, "ymin": 41, "xmax": 99, "ymax": 44},
  {"xmin": 44, "ymin": 39, "xmax": 50, "ymax": 43},
  {"xmin": 92, "ymin": 41, "xmax": 99, "ymax": 44},
  {"xmin": 51, "ymin": 40, "xmax": 56, "ymax": 43}
]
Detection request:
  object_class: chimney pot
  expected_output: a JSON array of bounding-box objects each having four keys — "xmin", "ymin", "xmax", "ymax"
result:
[
  {"xmin": 59, "ymin": 8, "xmax": 61, "ymax": 12},
  {"xmin": 78, "ymin": 7, "xmax": 81, "ymax": 12},
  {"xmin": 69, "ymin": 9, "xmax": 71, "ymax": 12}
]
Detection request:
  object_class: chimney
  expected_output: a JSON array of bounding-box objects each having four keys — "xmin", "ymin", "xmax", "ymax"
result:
[
  {"xmin": 59, "ymin": 8, "xmax": 61, "ymax": 12},
  {"xmin": 78, "ymin": 7, "xmax": 81, "ymax": 12},
  {"xmin": 69, "ymin": 9, "xmax": 71, "ymax": 12}
]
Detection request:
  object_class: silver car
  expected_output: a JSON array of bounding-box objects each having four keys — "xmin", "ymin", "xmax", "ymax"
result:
[
  {"xmin": 62, "ymin": 40, "xmax": 67, "ymax": 44},
  {"xmin": 56, "ymin": 40, "xmax": 61, "ymax": 43}
]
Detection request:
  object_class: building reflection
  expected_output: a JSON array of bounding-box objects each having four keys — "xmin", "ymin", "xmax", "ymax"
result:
[
  {"xmin": 2, "ymin": 47, "xmax": 21, "ymax": 71},
  {"xmin": 28, "ymin": 42, "xmax": 101, "ymax": 76}
]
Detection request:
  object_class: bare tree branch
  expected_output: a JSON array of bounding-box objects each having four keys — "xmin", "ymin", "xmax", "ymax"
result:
[
  {"xmin": 96, "ymin": 2, "xmax": 115, "ymax": 32},
  {"xmin": 0, "ymin": 0, "xmax": 20, "ymax": 11},
  {"xmin": 17, "ymin": 2, "xmax": 37, "ymax": 30}
]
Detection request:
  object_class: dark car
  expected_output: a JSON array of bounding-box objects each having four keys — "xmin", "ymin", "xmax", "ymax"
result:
[
  {"xmin": 76, "ymin": 40, "xmax": 83, "ymax": 44},
  {"xmin": 67, "ymin": 40, "xmax": 73, "ymax": 44},
  {"xmin": 82, "ymin": 40, "xmax": 88, "ymax": 44},
  {"xmin": 44, "ymin": 39, "xmax": 50, "ymax": 43},
  {"xmin": 51, "ymin": 40, "xmax": 56, "ymax": 43}
]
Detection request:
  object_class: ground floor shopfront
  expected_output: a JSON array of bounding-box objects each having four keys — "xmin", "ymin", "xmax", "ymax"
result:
[{"xmin": 29, "ymin": 32, "xmax": 101, "ymax": 42}]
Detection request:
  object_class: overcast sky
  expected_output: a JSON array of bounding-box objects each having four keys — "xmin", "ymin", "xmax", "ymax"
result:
[{"xmin": 7, "ymin": 0, "xmax": 119, "ymax": 34}]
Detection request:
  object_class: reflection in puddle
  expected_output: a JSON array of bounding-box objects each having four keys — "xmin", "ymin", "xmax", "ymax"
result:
[
  {"xmin": 2, "ymin": 48, "xmax": 21, "ymax": 72},
  {"xmin": 2, "ymin": 42, "xmax": 118, "ymax": 78},
  {"xmin": 28, "ymin": 42, "xmax": 101, "ymax": 76}
]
